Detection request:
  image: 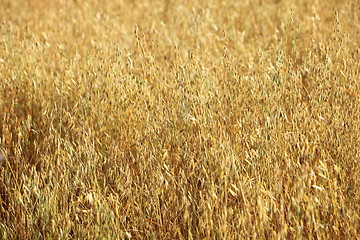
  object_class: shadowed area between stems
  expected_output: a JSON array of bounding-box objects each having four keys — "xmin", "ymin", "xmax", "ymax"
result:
[{"xmin": 0, "ymin": 153, "xmax": 5, "ymax": 167}]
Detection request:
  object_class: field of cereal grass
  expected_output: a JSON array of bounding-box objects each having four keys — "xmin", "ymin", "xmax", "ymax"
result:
[{"xmin": 0, "ymin": 0, "xmax": 359, "ymax": 238}]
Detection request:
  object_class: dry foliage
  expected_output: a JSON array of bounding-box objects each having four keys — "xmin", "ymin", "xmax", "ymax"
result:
[{"xmin": 0, "ymin": 0, "xmax": 359, "ymax": 239}]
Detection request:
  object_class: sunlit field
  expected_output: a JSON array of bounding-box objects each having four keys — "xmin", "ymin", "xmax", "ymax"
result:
[{"xmin": 0, "ymin": 0, "xmax": 359, "ymax": 239}]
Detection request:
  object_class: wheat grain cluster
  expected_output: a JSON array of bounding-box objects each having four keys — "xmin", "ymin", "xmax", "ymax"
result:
[{"xmin": 0, "ymin": 0, "xmax": 359, "ymax": 239}]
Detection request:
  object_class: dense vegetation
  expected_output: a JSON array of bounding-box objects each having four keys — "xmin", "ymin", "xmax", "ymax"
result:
[{"xmin": 0, "ymin": 0, "xmax": 359, "ymax": 239}]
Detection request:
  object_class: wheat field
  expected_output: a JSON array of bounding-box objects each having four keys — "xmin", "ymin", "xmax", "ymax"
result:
[{"xmin": 0, "ymin": 0, "xmax": 359, "ymax": 239}]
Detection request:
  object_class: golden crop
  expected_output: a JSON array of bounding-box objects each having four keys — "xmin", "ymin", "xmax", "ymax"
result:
[{"xmin": 0, "ymin": 0, "xmax": 359, "ymax": 239}]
